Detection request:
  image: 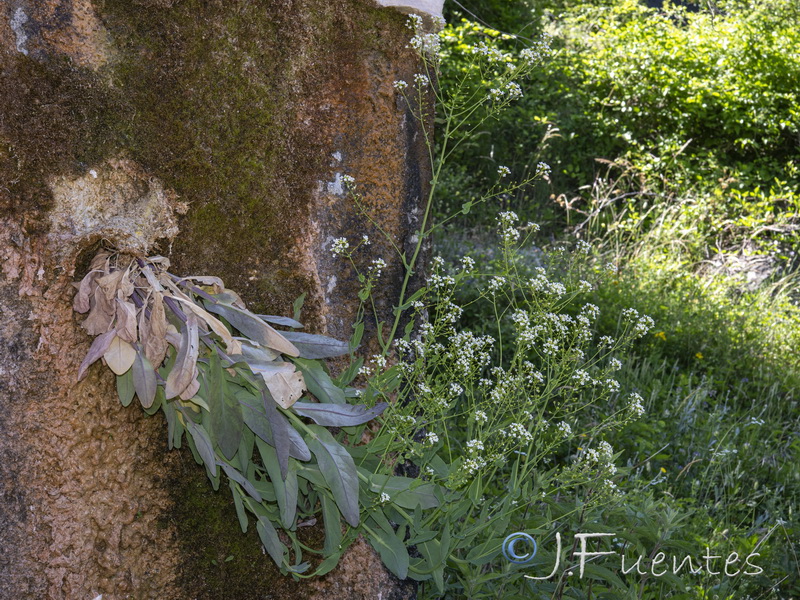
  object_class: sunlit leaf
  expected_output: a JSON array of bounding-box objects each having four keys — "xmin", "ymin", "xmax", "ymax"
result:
[{"xmin": 104, "ymin": 335, "xmax": 136, "ymax": 375}]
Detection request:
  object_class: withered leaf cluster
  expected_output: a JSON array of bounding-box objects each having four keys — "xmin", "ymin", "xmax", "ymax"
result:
[{"xmin": 73, "ymin": 251, "xmax": 389, "ymax": 575}]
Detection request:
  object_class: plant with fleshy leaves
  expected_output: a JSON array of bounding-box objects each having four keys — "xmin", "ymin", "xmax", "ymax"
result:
[{"xmin": 73, "ymin": 250, "xmax": 438, "ymax": 576}]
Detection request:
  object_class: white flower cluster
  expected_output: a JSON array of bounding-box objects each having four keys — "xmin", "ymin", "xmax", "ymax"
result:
[
  {"xmin": 573, "ymin": 369, "xmax": 593, "ymax": 386},
  {"xmin": 505, "ymin": 81, "xmax": 523, "ymax": 99},
  {"xmin": 471, "ymin": 41, "xmax": 513, "ymax": 63},
  {"xmin": 577, "ymin": 280, "xmax": 592, "ymax": 293},
  {"xmin": 474, "ymin": 410, "xmax": 488, "ymax": 425},
  {"xmin": 425, "ymin": 431, "xmax": 439, "ymax": 445},
  {"xmin": 497, "ymin": 165, "xmax": 511, "ymax": 178},
  {"xmin": 330, "ymin": 237, "xmax": 349, "ymax": 256},
  {"xmin": 519, "ymin": 35, "xmax": 552, "ymax": 64},
  {"xmin": 462, "ymin": 456, "xmax": 487, "ymax": 476},
  {"xmin": 446, "ymin": 330, "xmax": 493, "ymax": 377},
  {"xmin": 466, "ymin": 439, "xmax": 484, "ymax": 453},
  {"xmin": 438, "ymin": 299, "xmax": 463, "ymax": 325},
  {"xmin": 605, "ymin": 378, "xmax": 621, "ymax": 393},
  {"xmin": 576, "ymin": 240, "xmax": 592, "ymax": 254},
  {"xmin": 429, "ymin": 272, "xmax": 456, "ymax": 290},
  {"xmin": 342, "ymin": 174, "xmax": 355, "ymax": 186},
  {"xmin": 628, "ymin": 392, "xmax": 645, "ymax": 417},
  {"xmin": 370, "ymin": 257, "xmax": 386, "ymax": 277},
  {"xmin": 522, "ymin": 361, "xmax": 545, "ymax": 385},
  {"xmin": 555, "ymin": 421, "xmax": 572, "ymax": 438},
  {"xmin": 622, "ymin": 308, "xmax": 655, "ymax": 337},
  {"xmin": 609, "ymin": 357, "xmax": 622, "ymax": 371},
  {"xmin": 488, "ymin": 88, "xmax": 505, "ymax": 102},
  {"xmin": 581, "ymin": 303, "xmax": 600, "ymax": 320},
  {"xmin": 413, "ymin": 73, "xmax": 430, "ymax": 87},
  {"xmin": 583, "ymin": 443, "xmax": 617, "ymax": 475},
  {"xmin": 449, "ymin": 382, "xmax": 464, "ymax": 397},
  {"xmin": 536, "ymin": 162, "xmax": 551, "ymax": 177},
  {"xmin": 497, "ymin": 211, "xmax": 520, "ymax": 243},
  {"xmin": 393, "ymin": 80, "xmax": 408, "ymax": 91},
  {"xmin": 511, "ymin": 309, "xmax": 529, "ymax": 328},
  {"xmin": 461, "ymin": 256, "xmax": 475, "ymax": 272},
  {"xmin": 503, "ymin": 422, "xmax": 533, "ymax": 443},
  {"xmin": 487, "ymin": 275, "xmax": 506, "ymax": 292},
  {"xmin": 542, "ymin": 339, "xmax": 559, "ymax": 356},
  {"xmin": 599, "ymin": 335, "xmax": 615, "ymax": 347}
]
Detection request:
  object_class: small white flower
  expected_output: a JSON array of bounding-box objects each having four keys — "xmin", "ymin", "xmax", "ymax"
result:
[
  {"xmin": 379, "ymin": 492, "xmax": 391, "ymax": 504},
  {"xmin": 371, "ymin": 257, "xmax": 386, "ymax": 277},
  {"xmin": 605, "ymin": 379, "xmax": 621, "ymax": 393},
  {"xmin": 628, "ymin": 392, "xmax": 645, "ymax": 417},
  {"xmin": 342, "ymin": 174, "xmax": 356, "ymax": 186},
  {"xmin": 413, "ymin": 73, "xmax": 430, "ymax": 87},
  {"xmin": 425, "ymin": 432, "xmax": 439, "ymax": 445},
  {"xmin": 504, "ymin": 422, "xmax": 533, "ymax": 443},
  {"xmin": 599, "ymin": 335, "xmax": 615, "ymax": 347},
  {"xmin": 449, "ymin": 383, "xmax": 464, "ymax": 397},
  {"xmin": 393, "ymin": 80, "xmax": 408, "ymax": 91},
  {"xmin": 581, "ymin": 303, "xmax": 600, "ymax": 320},
  {"xmin": 487, "ymin": 276, "xmax": 506, "ymax": 292},
  {"xmin": 556, "ymin": 421, "xmax": 572, "ymax": 438},
  {"xmin": 609, "ymin": 358, "xmax": 622, "ymax": 371},
  {"xmin": 330, "ymin": 237, "xmax": 349, "ymax": 256},
  {"xmin": 542, "ymin": 339, "xmax": 559, "ymax": 356},
  {"xmin": 597, "ymin": 441, "xmax": 614, "ymax": 459},
  {"xmin": 573, "ymin": 369, "xmax": 592, "ymax": 386},
  {"xmin": 466, "ymin": 439, "xmax": 484, "ymax": 453},
  {"xmin": 497, "ymin": 165, "xmax": 511, "ymax": 178},
  {"xmin": 474, "ymin": 410, "xmax": 488, "ymax": 424},
  {"xmin": 461, "ymin": 256, "xmax": 475, "ymax": 272},
  {"xmin": 488, "ymin": 88, "xmax": 505, "ymax": 101},
  {"xmin": 505, "ymin": 81, "xmax": 522, "ymax": 99},
  {"xmin": 536, "ymin": 162, "xmax": 551, "ymax": 178},
  {"xmin": 372, "ymin": 354, "xmax": 387, "ymax": 369},
  {"xmin": 406, "ymin": 14, "xmax": 423, "ymax": 30}
]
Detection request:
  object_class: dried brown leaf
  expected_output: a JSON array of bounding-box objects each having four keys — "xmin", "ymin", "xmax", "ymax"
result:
[
  {"xmin": 82, "ymin": 286, "xmax": 116, "ymax": 336},
  {"xmin": 143, "ymin": 292, "xmax": 169, "ymax": 367},
  {"xmin": 115, "ymin": 298, "xmax": 138, "ymax": 343},
  {"xmin": 165, "ymin": 314, "xmax": 200, "ymax": 399},
  {"xmin": 97, "ymin": 269, "xmax": 125, "ymax": 301},
  {"xmin": 179, "ymin": 368, "xmax": 200, "ymax": 401},
  {"xmin": 167, "ymin": 294, "xmax": 241, "ymax": 354},
  {"xmin": 77, "ymin": 329, "xmax": 117, "ymax": 381},
  {"xmin": 89, "ymin": 251, "xmax": 111, "ymax": 271},
  {"xmin": 73, "ymin": 269, "xmax": 103, "ymax": 314},
  {"xmin": 119, "ymin": 265, "xmax": 135, "ymax": 299},
  {"xmin": 257, "ymin": 367, "xmax": 306, "ymax": 409}
]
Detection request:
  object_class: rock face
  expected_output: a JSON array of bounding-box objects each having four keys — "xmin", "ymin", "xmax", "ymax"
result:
[{"xmin": 0, "ymin": 0, "xmax": 430, "ymax": 598}]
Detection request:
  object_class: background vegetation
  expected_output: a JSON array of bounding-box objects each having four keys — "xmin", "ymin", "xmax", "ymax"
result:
[{"xmin": 425, "ymin": 0, "xmax": 800, "ymax": 597}]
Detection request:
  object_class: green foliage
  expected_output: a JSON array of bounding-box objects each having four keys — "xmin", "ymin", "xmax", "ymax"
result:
[{"xmin": 73, "ymin": 251, "xmax": 411, "ymax": 577}]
